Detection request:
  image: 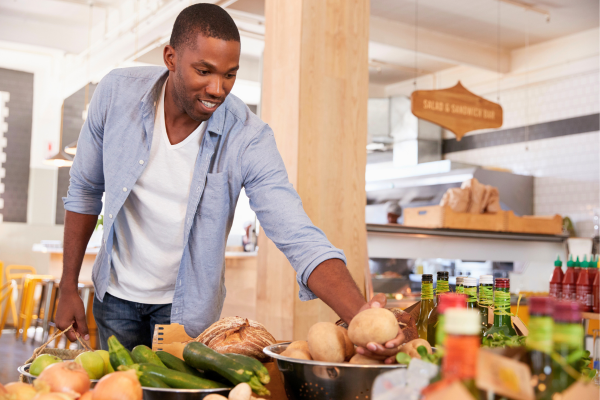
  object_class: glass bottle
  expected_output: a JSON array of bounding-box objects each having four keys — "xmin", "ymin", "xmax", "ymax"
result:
[
  {"xmin": 435, "ymin": 293, "xmax": 466, "ymax": 349},
  {"xmin": 549, "ymin": 255, "xmax": 563, "ymax": 300},
  {"xmin": 427, "ymin": 271, "xmax": 451, "ymax": 345},
  {"xmin": 551, "ymin": 301, "xmax": 583, "ymax": 393},
  {"xmin": 416, "ymin": 274, "xmax": 435, "ymax": 342},
  {"xmin": 456, "ymin": 276, "xmax": 464, "ymax": 294},
  {"xmin": 442, "ymin": 308, "xmax": 481, "ymax": 399},
  {"xmin": 483, "ymin": 278, "xmax": 517, "ymax": 337},
  {"xmin": 478, "ymin": 275, "xmax": 494, "ymax": 334},
  {"xmin": 463, "ymin": 277, "xmax": 479, "ymax": 312},
  {"xmin": 525, "ymin": 297, "xmax": 554, "ymax": 400},
  {"xmin": 562, "ymin": 255, "xmax": 577, "ymax": 301}
]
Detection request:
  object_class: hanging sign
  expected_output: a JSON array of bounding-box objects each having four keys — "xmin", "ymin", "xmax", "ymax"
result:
[{"xmin": 411, "ymin": 81, "xmax": 503, "ymax": 141}]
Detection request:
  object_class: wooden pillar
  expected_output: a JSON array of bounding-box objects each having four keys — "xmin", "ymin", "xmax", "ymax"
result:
[{"xmin": 257, "ymin": 0, "xmax": 370, "ymax": 341}]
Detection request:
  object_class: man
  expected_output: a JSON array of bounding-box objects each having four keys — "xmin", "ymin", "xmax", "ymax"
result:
[{"xmin": 56, "ymin": 4, "xmax": 403, "ymax": 363}]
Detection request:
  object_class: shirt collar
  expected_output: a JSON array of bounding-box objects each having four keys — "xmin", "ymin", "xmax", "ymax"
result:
[{"xmin": 141, "ymin": 68, "xmax": 225, "ymax": 137}]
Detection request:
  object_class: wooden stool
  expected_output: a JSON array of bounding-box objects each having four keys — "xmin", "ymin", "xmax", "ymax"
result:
[
  {"xmin": 16, "ymin": 274, "xmax": 54, "ymax": 342},
  {"xmin": 5, "ymin": 265, "xmax": 36, "ymax": 328},
  {"xmin": 0, "ymin": 281, "xmax": 13, "ymax": 338}
]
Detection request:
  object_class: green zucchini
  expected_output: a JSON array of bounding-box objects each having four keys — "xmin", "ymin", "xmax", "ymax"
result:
[
  {"xmin": 155, "ymin": 351, "xmax": 206, "ymax": 378},
  {"xmin": 108, "ymin": 336, "xmax": 134, "ymax": 370},
  {"xmin": 225, "ymin": 353, "xmax": 270, "ymax": 384},
  {"xmin": 131, "ymin": 345, "xmax": 167, "ymax": 368},
  {"xmin": 136, "ymin": 363, "xmax": 226, "ymax": 389},
  {"xmin": 139, "ymin": 372, "xmax": 170, "ymax": 388},
  {"xmin": 183, "ymin": 342, "xmax": 270, "ymax": 396}
]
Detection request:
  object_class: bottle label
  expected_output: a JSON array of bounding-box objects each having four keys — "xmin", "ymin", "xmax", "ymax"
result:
[
  {"xmin": 562, "ymin": 284, "xmax": 576, "ymax": 300},
  {"xmin": 576, "ymin": 286, "xmax": 592, "ymax": 308},
  {"xmin": 549, "ymin": 283, "xmax": 561, "ymax": 298}
]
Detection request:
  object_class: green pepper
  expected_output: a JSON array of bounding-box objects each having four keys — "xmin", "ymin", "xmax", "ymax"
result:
[{"xmin": 108, "ymin": 335, "xmax": 135, "ymax": 370}]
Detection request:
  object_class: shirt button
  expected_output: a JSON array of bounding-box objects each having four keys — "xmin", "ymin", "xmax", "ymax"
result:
[
  {"xmin": 123, "ymin": 187, "xmax": 127, "ymax": 192},
  {"xmin": 109, "ymin": 214, "xmax": 113, "ymax": 218},
  {"xmin": 139, "ymin": 160, "xmax": 144, "ymax": 165}
]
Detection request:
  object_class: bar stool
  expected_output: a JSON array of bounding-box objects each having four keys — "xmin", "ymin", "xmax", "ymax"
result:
[
  {"xmin": 16, "ymin": 274, "xmax": 54, "ymax": 342},
  {"xmin": 0, "ymin": 281, "xmax": 13, "ymax": 338},
  {"xmin": 5, "ymin": 265, "xmax": 37, "ymax": 328},
  {"xmin": 30, "ymin": 277, "xmax": 60, "ymax": 345}
]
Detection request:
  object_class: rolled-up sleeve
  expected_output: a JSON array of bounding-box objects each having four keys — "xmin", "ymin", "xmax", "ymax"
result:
[
  {"xmin": 63, "ymin": 76, "xmax": 110, "ymax": 215},
  {"xmin": 241, "ymin": 125, "xmax": 346, "ymax": 301}
]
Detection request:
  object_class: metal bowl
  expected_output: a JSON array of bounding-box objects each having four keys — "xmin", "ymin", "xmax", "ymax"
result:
[
  {"xmin": 263, "ymin": 342, "xmax": 406, "ymax": 400},
  {"xmin": 18, "ymin": 363, "xmax": 231, "ymax": 400}
]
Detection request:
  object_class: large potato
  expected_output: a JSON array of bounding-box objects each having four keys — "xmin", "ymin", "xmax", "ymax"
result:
[
  {"xmin": 287, "ymin": 341, "xmax": 310, "ymax": 353},
  {"xmin": 307, "ymin": 322, "xmax": 346, "ymax": 362},
  {"xmin": 336, "ymin": 326, "xmax": 356, "ymax": 361},
  {"xmin": 281, "ymin": 348, "xmax": 312, "ymax": 360},
  {"xmin": 348, "ymin": 308, "xmax": 398, "ymax": 348},
  {"xmin": 348, "ymin": 353, "xmax": 383, "ymax": 365}
]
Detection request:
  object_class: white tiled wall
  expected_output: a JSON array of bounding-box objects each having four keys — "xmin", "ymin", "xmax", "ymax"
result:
[
  {"xmin": 0, "ymin": 91, "xmax": 8, "ymax": 223},
  {"xmin": 445, "ymin": 70, "xmax": 600, "ymax": 238}
]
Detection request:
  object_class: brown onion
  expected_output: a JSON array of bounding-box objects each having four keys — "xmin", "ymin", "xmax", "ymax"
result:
[
  {"xmin": 79, "ymin": 392, "xmax": 93, "ymax": 400},
  {"xmin": 0, "ymin": 383, "xmax": 7, "ymax": 395},
  {"xmin": 35, "ymin": 361, "xmax": 90, "ymax": 397},
  {"xmin": 5, "ymin": 382, "xmax": 36, "ymax": 400},
  {"xmin": 92, "ymin": 370, "xmax": 142, "ymax": 400},
  {"xmin": 32, "ymin": 394, "xmax": 75, "ymax": 400}
]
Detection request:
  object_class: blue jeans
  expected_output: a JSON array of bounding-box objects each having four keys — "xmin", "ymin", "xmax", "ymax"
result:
[{"xmin": 93, "ymin": 292, "xmax": 171, "ymax": 351}]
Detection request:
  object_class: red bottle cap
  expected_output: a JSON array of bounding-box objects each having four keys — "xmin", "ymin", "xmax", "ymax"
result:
[
  {"xmin": 553, "ymin": 300, "xmax": 581, "ymax": 323},
  {"xmin": 529, "ymin": 296, "xmax": 554, "ymax": 316},
  {"xmin": 495, "ymin": 278, "xmax": 510, "ymax": 289},
  {"xmin": 438, "ymin": 293, "xmax": 467, "ymax": 313}
]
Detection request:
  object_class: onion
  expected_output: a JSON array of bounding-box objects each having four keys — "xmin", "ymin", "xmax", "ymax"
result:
[
  {"xmin": 79, "ymin": 392, "xmax": 93, "ymax": 400},
  {"xmin": 32, "ymin": 394, "xmax": 75, "ymax": 400},
  {"xmin": 0, "ymin": 383, "xmax": 7, "ymax": 395},
  {"xmin": 92, "ymin": 370, "xmax": 142, "ymax": 400},
  {"xmin": 5, "ymin": 382, "xmax": 37, "ymax": 400},
  {"xmin": 34, "ymin": 361, "xmax": 90, "ymax": 397}
]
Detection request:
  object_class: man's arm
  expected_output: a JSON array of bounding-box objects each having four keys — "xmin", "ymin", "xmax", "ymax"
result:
[
  {"xmin": 55, "ymin": 211, "xmax": 98, "ymax": 341},
  {"xmin": 307, "ymin": 259, "xmax": 405, "ymax": 363}
]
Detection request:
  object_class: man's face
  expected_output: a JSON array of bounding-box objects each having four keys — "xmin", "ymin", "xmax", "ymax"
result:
[{"xmin": 164, "ymin": 34, "xmax": 240, "ymax": 121}]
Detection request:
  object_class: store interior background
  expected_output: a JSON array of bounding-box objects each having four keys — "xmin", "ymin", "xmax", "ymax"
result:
[{"xmin": 0, "ymin": 0, "xmax": 598, "ymax": 332}]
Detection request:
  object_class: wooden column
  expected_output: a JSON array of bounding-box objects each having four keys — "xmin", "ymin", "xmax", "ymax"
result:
[{"xmin": 257, "ymin": 0, "xmax": 370, "ymax": 341}]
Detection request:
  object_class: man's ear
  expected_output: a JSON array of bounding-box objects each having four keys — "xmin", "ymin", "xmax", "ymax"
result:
[{"xmin": 163, "ymin": 45, "xmax": 177, "ymax": 72}]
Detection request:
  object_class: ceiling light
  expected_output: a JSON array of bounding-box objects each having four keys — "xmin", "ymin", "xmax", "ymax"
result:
[
  {"xmin": 64, "ymin": 140, "xmax": 77, "ymax": 155},
  {"xmin": 44, "ymin": 152, "xmax": 73, "ymax": 168}
]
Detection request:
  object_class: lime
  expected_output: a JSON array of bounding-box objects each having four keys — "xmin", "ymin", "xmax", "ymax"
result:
[
  {"xmin": 30, "ymin": 354, "xmax": 61, "ymax": 376},
  {"xmin": 75, "ymin": 351, "xmax": 105, "ymax": 380}
]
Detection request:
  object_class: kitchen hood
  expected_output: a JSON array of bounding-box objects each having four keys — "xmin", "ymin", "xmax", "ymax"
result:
[{"xmin": 365, "ymin": 160, "xmax": 533, "ymax": 220}]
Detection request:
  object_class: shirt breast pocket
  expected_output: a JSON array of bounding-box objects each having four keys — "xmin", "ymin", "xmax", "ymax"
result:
[{"xmin": 197, "ymin": 172, "xmax": 230, "ymax": 223}]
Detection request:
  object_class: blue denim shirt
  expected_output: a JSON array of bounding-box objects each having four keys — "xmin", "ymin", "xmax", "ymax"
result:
[{"xmin": 64, "ymin": 66, "xmax": 346, "ymax": 337}]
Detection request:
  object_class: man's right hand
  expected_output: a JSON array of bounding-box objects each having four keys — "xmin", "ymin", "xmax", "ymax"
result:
[{"xmin": 55, "ymin": 288, "xmax": 89, "ymax": 342}]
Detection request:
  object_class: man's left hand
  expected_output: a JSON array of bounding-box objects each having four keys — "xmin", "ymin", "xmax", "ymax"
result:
[{"xmin": 354, "ymin": 293, "xmax": 405, "ymax": 364}]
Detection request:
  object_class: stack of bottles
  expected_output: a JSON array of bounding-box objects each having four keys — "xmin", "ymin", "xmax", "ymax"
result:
[{"xmin": 548, "ymin": 254, "xmax": 599, "ymax": 312}]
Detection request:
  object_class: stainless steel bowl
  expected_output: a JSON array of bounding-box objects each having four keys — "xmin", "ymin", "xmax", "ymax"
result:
[
  {"xmin": 263, "ymin": 342, "xmax": 406, "ymax": 400},
  {"xmin": 18, "ymin": 363, "xmax": 231, "ymax": 400}
]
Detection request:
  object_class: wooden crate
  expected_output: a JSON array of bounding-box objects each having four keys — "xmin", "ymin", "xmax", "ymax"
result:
[
  {"xmin": 403, "ymin": 205, "xmax": 505, "ymax": 232},
  {"xmin": 505, "ymin": 211, "xmax": 563, "ymax": 235}
]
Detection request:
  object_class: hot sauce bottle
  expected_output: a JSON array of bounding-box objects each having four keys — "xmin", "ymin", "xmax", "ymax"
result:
[
  {"xmin": 549, "ymin": 255, "xmax": 563, "ymax": 300},
  {"xmin": 561, "ymin": 255, "xmax": 577, "ymax": 301},
  {"xmin": 575, "ymin": 256, "xmax": 593, "ymax": 312},
  {"xmin": 573, "ymin": 256, "xmax": 581, "ymax": 282},
  {"xmin": 588, "ymin": 255, "xmax": 598, "ymax": 290},
  {"xmin": 593, "ymin": 258, "xmax": 599, "ymax": 313}
]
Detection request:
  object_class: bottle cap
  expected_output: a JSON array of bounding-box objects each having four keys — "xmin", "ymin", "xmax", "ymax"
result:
[
  {"xmin": 591, "ymin": 258, "xmax": 598, "ymax": 269},
  {"xmin": 575, "ymin": 256, "xmax": 581, "ymax": 268},
  {"xmin": 479, "ymin": 275, "xmax": 494, "ymax": 285},
  {"xmin": 438, "ymin": 293, "xmax": 467, "ymax": 313},
  {"xmin": 554, "ymin": 255, "xmax": 562, "ymax": 267},
  {"xmin": 445, "ymin": 309, "xmax": 480, "ymax": 335},
  {"xmin": 495, "ymin": 278, "xmax": 510, "ymax": 289},
  {"xmin": 529, "ymin": 296, "xmax": 554, "ymax": 316},
  {"xmin": 422, "ymin": 274, "xmax": 433, "ymax": 282},
  {"xmin": 456, "ymin": 276, "xmax": 464, "ymax": 284},
  {"xmin": 463, "ymin": 277, "xmax": 478, "ymax": 287},
  {"xmin": 581, "ymin": 255, "xmax": 589, "ymax": 269},
  {"xmin": 567, "ymin": 255, "xmax": 574, "ymax": 268},
  {"xmin": 553, "ymin": 300, "xmax": 581, "ymax": 323}
]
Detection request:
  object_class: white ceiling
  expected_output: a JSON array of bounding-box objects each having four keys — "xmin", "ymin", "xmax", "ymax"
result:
[{"xmin": 370, "ymin": 0, "xmax": 599, "ymax": 50}]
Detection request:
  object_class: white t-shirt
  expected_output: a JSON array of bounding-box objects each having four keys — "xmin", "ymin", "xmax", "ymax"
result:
[{"xmin": 108, "ymin": 80, "xmax": 206, "ymax": 304}]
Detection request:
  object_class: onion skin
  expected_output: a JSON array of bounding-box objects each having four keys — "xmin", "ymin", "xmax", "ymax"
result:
[
  {"xmin": 35, "ymin": 361, "xmax": 90, "ymax": 397},
  {"xmin": 32, "ymin": 393, "xmax": 75, "ymax": 400},
  {"xmin": 79, "ymin": 392, "xmax": 93, "ymax": 400},
  {"xmin": 5, "ymin": 382, "xmax": 37, "ymax": 400},
  {"xmin": 92, "ymin": 370, "xmax": 142, "ymax": 400},
  {"xmin": 0, "ymin": 383, "xmax": 7, "ymax": 395}
]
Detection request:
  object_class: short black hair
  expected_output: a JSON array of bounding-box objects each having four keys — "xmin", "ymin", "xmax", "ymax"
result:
[{"xmin": 170, "ymin": 4, "xmax": 240, "ymax": 50}]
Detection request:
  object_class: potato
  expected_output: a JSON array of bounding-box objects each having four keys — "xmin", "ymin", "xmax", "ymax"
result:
[
  {"xmin": 204, "ymin": 396, "xmax": 227, "ymax": 400},
  {"xmin": 348, "ymin": 353, "xmax": 383, "ymax": 365},
  {"xmin": 336, "ymin": 326, "xmax": 355, "ymax": 361},
  {"xmin": 287, "ymin": 340, "xmax": 309, "ymax": 352},
  {"xmin": 398, "ymin": 338, "xmax": 432, "ymax": 359},
  {"xmin": 348, "ymin": 308, "xmax": 398, "ymax": 348},
  {"xmin": 307, "ymin": 322, "xmax": 346, "ymax": 362},
  {"xmin": 229, "ymin": 383, "xmax": 252, "ymax": 400},
  {"xmin": 281, "ymin": 348, "xmax": 312, "ymax": 360}
]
